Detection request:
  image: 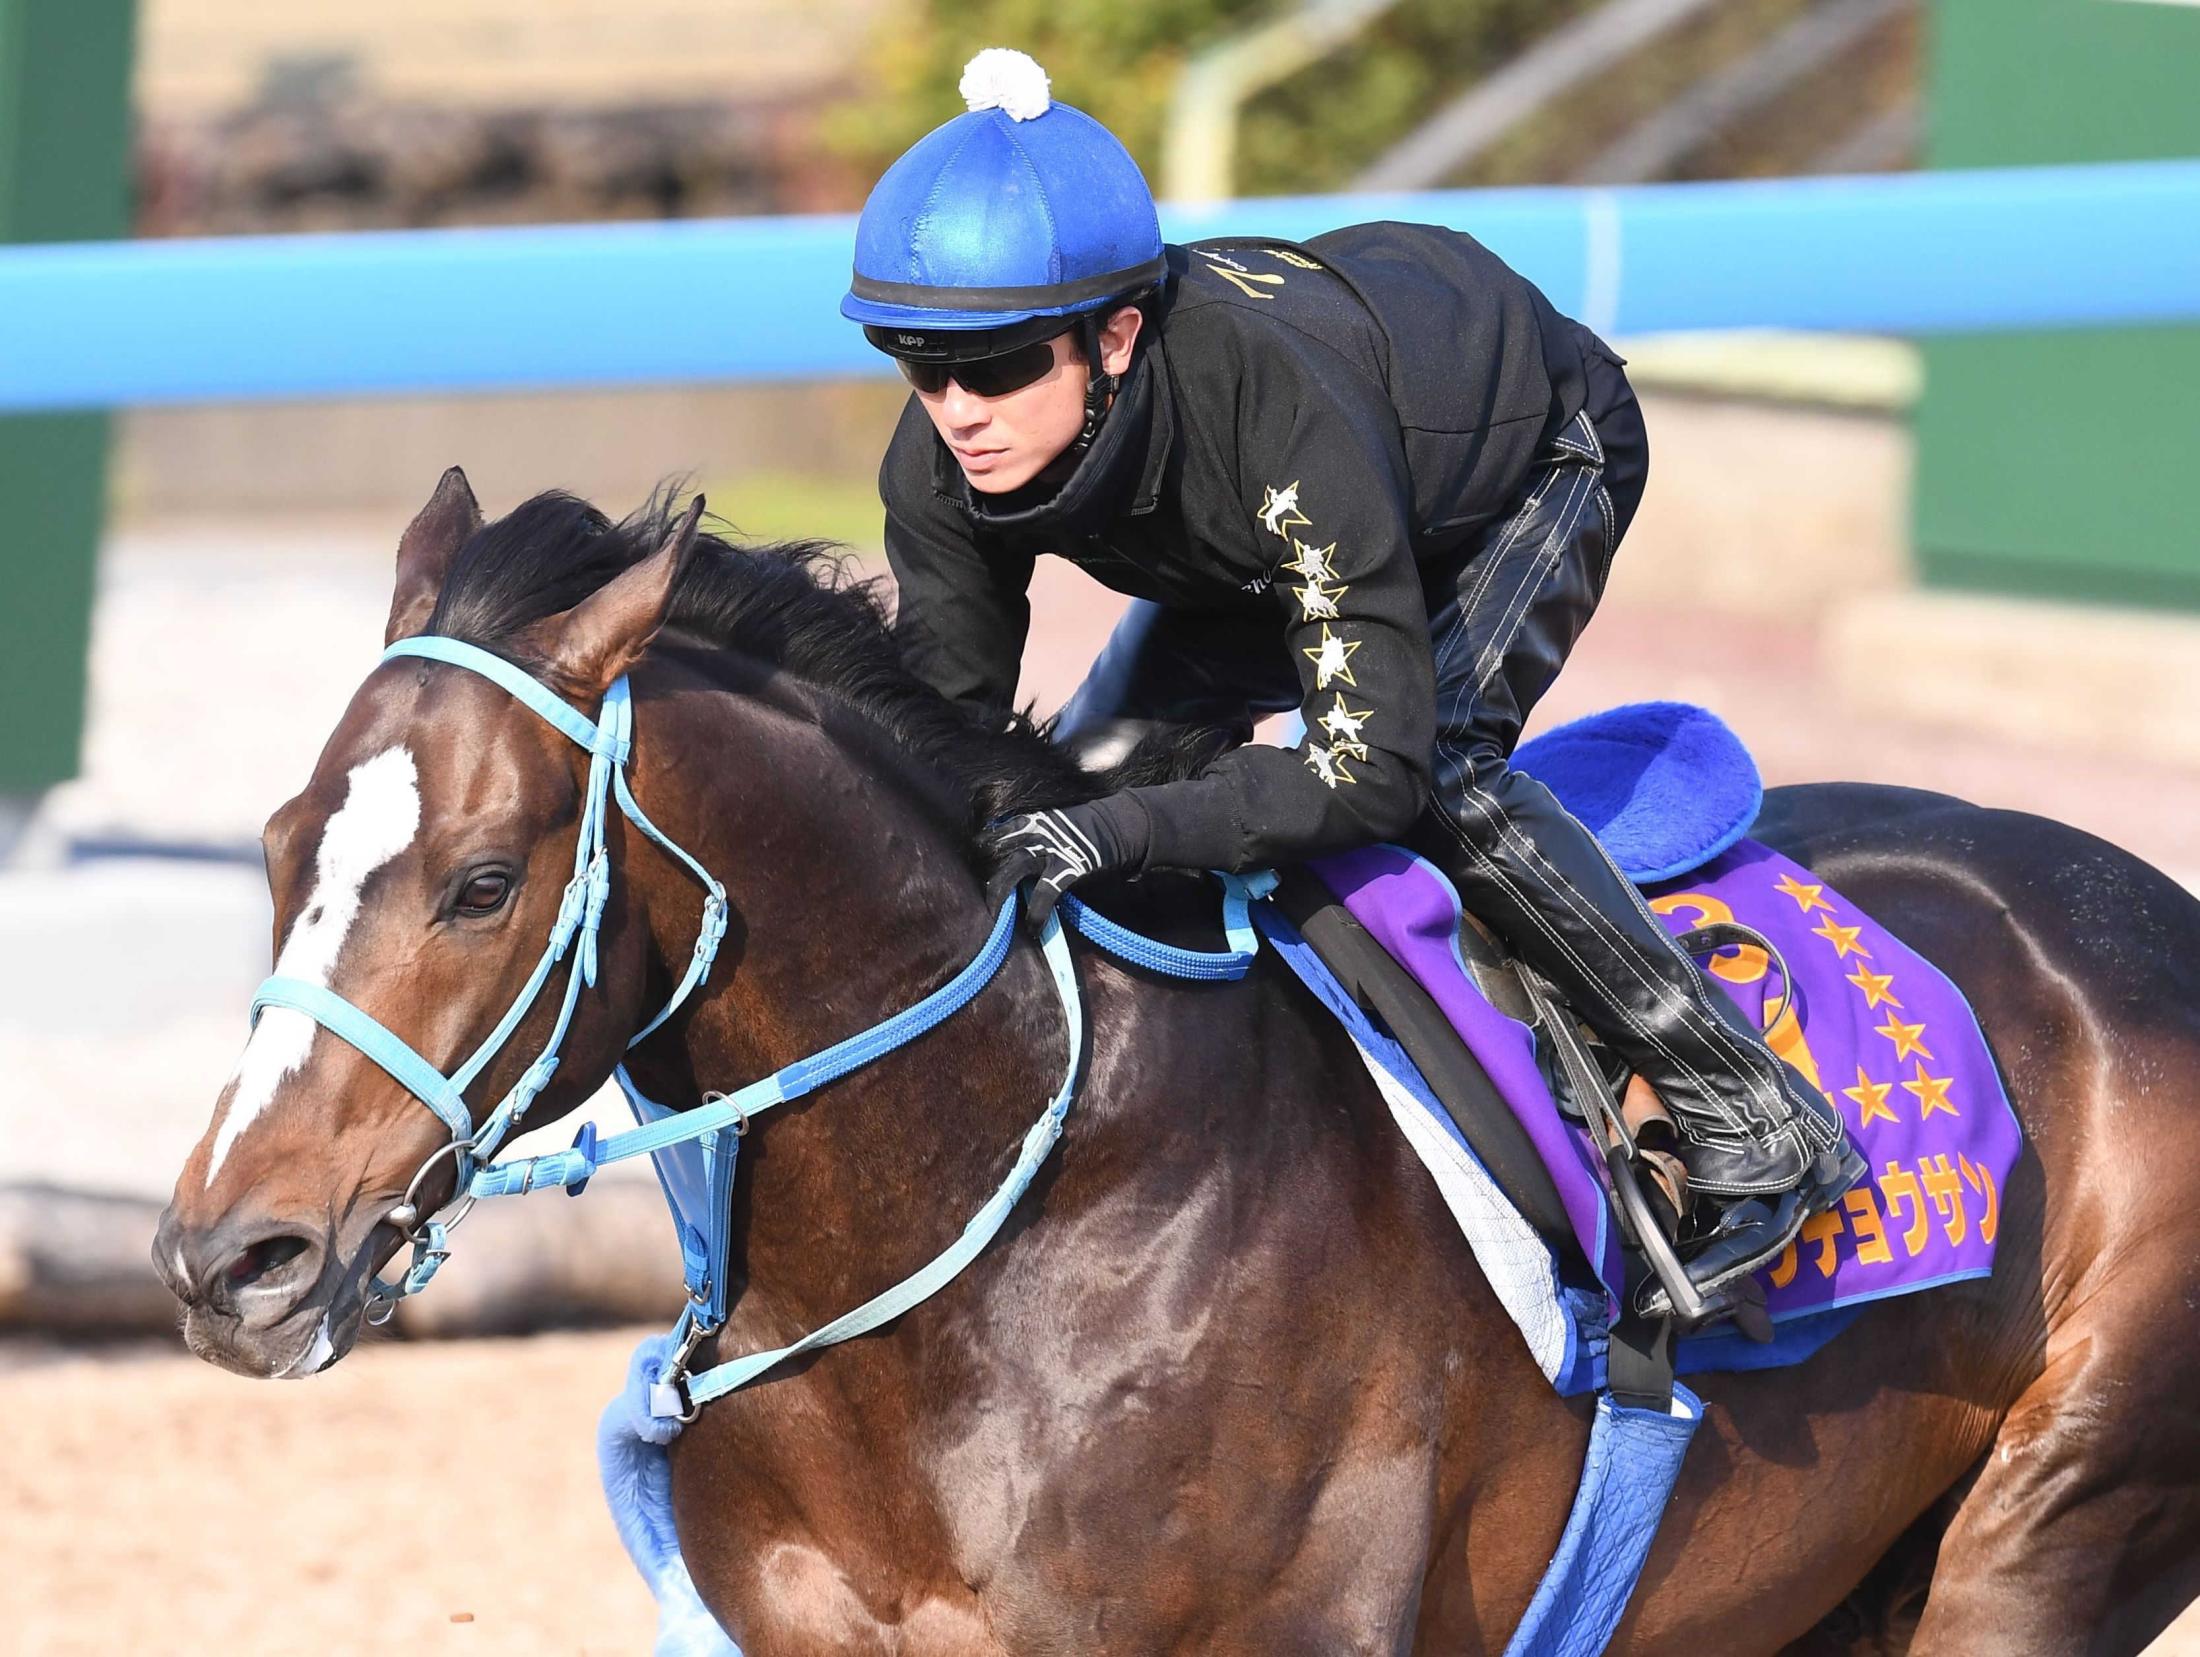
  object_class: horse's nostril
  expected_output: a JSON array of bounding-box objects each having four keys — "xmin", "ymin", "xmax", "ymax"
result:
[{"xmin": 224, "ymin": 1233, "xmax": 311, "ymax": 1291}]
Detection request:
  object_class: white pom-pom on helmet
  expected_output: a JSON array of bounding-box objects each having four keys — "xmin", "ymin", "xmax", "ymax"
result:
[{"xmin": 958, "ymin": 47, "xmax": 1052, "ymax": 122}]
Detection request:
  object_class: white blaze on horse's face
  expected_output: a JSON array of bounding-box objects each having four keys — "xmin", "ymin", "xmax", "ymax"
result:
[{"xmin": 204, "ymin": 745, "xmax": 422, "ymax": 1187}]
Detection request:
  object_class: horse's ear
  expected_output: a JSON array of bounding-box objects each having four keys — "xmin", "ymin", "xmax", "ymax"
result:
[
  {"xmin": 536, "ymin": 495, "xmax": 706, "ymax": 696},
  {"xmin": 385, "ymin": 466, "xmax": 482, "ymax": 645}
]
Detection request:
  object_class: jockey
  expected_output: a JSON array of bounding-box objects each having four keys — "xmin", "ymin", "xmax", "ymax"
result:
[{"xmin": 844, "ymin": 49, "xmax": 1865, "ymax": 1316}]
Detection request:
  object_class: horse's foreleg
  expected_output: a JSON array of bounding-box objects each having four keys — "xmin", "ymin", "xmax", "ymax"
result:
[
  {"xmin": 1777, "ymin": 1481, "xmax": 1967, "ymax": 1656},
  {"xmin": 1908, "ymin": 1262, "xmax": 2200, "ymax": 1655}
]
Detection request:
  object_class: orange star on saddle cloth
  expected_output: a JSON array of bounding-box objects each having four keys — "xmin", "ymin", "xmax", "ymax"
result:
[
  {"xmin": 1843, "ymin": 1065, "xmax": 1901, "ymax": 1127},
  {"xmin": 1773, "ymin": 872, "xmax": 1835, "ymax": 914},
  {"xmin": 1902, "ymin": 1062, "xmax": 1960, "ymax": 1119},
  {"xmin": 1812, "ymin": 915, "xmax": 1871, "ymax": 959},
  {"xmin": 1846, "ymin": 964, "xmax": 1902, "ymax": 1009},
  {"xmin": 1874, "ymin": 1012, "xmax": 1934, "ymax": 1063}
]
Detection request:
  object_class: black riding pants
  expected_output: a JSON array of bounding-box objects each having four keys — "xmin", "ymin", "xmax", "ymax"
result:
[{"xmin": 1057, "ymin": 358, "xmax": 1839, "ymax": 1191}]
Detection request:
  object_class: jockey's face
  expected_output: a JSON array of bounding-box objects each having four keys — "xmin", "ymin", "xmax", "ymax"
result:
[{"xmin": 915, "ymin": 305, "xmax": 1143, "ymax": 494}]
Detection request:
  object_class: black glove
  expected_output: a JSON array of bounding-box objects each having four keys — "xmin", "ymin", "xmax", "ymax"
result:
[{"xmin": 980, "ymin": 793, "xmax": 1153, "ymax": 931}]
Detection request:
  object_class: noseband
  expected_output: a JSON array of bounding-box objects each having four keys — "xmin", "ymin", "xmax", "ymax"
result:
[{"xmin": 249, "ymin": 633, "xmax": 1267, "ymax": 1411}]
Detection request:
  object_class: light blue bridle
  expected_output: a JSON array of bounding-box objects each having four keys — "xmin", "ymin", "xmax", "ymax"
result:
[
  {"xmin": 252, "ymin": 634, "xmax": 730, "ymax": 1315},
  {"xmin": 251, "ymin": 634, "xmax": 1269, "ymax": 1415}
]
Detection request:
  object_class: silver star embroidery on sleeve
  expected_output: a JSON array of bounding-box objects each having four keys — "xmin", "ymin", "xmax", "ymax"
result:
[
  {"xmin": 1257, "ymin": 482, "xmax": 1311, "ymax": 538},
  {"xmin": 1317, "ymin": 693, "xmax": 1372, "ymax": 762},
  {"xmin": 1292, "ymin": 580, "xmax": 1347, "ymax": 621},
  {"xmin": 1302, "ymin": 624, "xmax": 1361, "ymax": 689},
  {"xmin": 1303, "ymin": 743, "xmax": 1357, "ymax": 788},
  {"xmin": 1280, "ymin": 540, "xmax": 1337, "ymax": 583}
]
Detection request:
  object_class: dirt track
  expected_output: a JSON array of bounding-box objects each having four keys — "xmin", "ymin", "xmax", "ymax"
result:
[
  {"xmin": 10, "ymin": 1328, "xmax": 2198, "ymax": 1655},
  {"xmin": 8, "ymin": 1330, "xmax": 657, "ymax": 1655}
]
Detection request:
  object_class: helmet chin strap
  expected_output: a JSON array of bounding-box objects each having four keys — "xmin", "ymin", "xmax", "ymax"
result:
[{"xmin": 1069, "ymin": 311, "xmax": 1120, "ymax": 458}]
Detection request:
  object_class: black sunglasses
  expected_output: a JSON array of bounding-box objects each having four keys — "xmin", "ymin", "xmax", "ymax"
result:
[{"xmin": 893, "ymin": 334, "xmax": 1064, "ymax": 398}]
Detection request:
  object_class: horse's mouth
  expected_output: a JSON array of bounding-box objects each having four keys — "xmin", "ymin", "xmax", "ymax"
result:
[
  {"xmin": 180, "ymin": 1296, "xmax": 361, "ymax": 1378},
  {"xmin": 174, "ymin": 1205, "xmax": 395, "ymax": 1380}
]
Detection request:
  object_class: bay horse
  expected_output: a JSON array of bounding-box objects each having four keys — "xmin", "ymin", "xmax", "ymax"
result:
[{"xmin": 156, "ymin": 473, "xmax": 2200, "ymax": 1654}]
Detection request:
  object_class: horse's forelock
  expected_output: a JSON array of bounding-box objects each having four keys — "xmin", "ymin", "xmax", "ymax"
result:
[{"xmin": 422, "ymin": 489, "xmax": 637, "ymax": 663}]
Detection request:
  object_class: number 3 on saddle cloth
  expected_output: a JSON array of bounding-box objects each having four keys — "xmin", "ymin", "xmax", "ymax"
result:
[{"xmin": 1263, "ymin": 699, "xmax": 2025, "ymax": 1397}]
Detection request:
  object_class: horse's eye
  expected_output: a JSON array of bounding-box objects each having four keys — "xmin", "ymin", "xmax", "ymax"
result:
[{"xmin": 457, "ymin": 872, "xmax": 512, "ymax": 916}]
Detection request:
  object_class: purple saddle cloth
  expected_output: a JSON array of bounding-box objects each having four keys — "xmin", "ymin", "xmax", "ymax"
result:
[{"xmin": 1301, "ymin": 703, "xmax": 2022, "ymax": 1375}]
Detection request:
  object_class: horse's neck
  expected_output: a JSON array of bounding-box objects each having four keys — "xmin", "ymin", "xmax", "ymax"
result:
[
  {"xmin": 620, "ymin": 676, "xmax": 1499, "ymax": 1615},
  {"xmin": 619, "ymin": 668, "xmax": 1384, "ymax": 1422},
  {"xmin": 625, "ymin": 674, "xmax": 1089, "ymax": 1340}
]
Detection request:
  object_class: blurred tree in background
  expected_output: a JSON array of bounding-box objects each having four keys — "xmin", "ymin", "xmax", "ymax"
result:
[
  {"xmin": 134, "ymin": 0, "xmax": 1911, "ymax": 230},
  {"xmin": 1240, "ymin": 0, "xmax": 1597, "ymax": 192},
  {"xmin": 823, "ymin": 0, "xmax": 1602, "ymax": 199}
]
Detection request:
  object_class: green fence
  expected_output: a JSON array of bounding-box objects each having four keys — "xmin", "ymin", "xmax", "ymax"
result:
[
  {"xmin": 1915, "ymin": 0, "xmax": 2200, "ymax": 608},
  {"xmin": 0, "ymin": 0, "xmax": 133, "ymax": 794}
]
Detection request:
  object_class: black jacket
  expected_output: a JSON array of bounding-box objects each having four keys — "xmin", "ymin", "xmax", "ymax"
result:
[{"xmin": 882, "ymin": 221, "xmax": 1602, "ymax": 873}]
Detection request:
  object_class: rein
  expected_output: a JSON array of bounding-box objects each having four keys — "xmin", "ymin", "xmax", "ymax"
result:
[{"xmin": 250, "ymin": 635, "xmax": 1269, "ymax": 1415}]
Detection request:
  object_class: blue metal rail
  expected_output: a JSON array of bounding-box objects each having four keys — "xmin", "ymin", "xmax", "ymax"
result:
[{"xmin": 4, "ymin": 160, "xmax": 2197, "ymax": 410}]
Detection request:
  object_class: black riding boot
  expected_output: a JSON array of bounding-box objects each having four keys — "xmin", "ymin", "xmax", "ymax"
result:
[
  {"xmin": 1408, "ymin": 383, "xmax": 1865, "ymax": 1310},
  {"xmin": 1416, "ymin": 754, "xmax": 1864, "ymax": 1203}
]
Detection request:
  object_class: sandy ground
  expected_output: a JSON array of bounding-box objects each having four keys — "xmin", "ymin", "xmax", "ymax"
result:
[
  {"xmin": 5, "ymin": 1330, "xmax": 661, "ymax": 1655},
  {"xmin": 4, "ymin": 1327, "xmax": 2196, "ymax": 1655}
]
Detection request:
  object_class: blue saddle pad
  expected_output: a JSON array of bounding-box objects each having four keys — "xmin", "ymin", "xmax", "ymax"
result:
[{"xmin": 1513, "ymin": 700, "xmax": 1762, "ymax": 884}]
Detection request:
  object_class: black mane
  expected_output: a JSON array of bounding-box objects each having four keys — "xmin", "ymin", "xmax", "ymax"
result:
[{"xmin": 423, "ymin": 488, "xmax": 1226, "ymax": 831}]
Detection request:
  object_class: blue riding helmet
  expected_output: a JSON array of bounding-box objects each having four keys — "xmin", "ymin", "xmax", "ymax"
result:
[{"xmin": 842, "ymin": 49, "xmax": 1166, "ymax": 337}]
